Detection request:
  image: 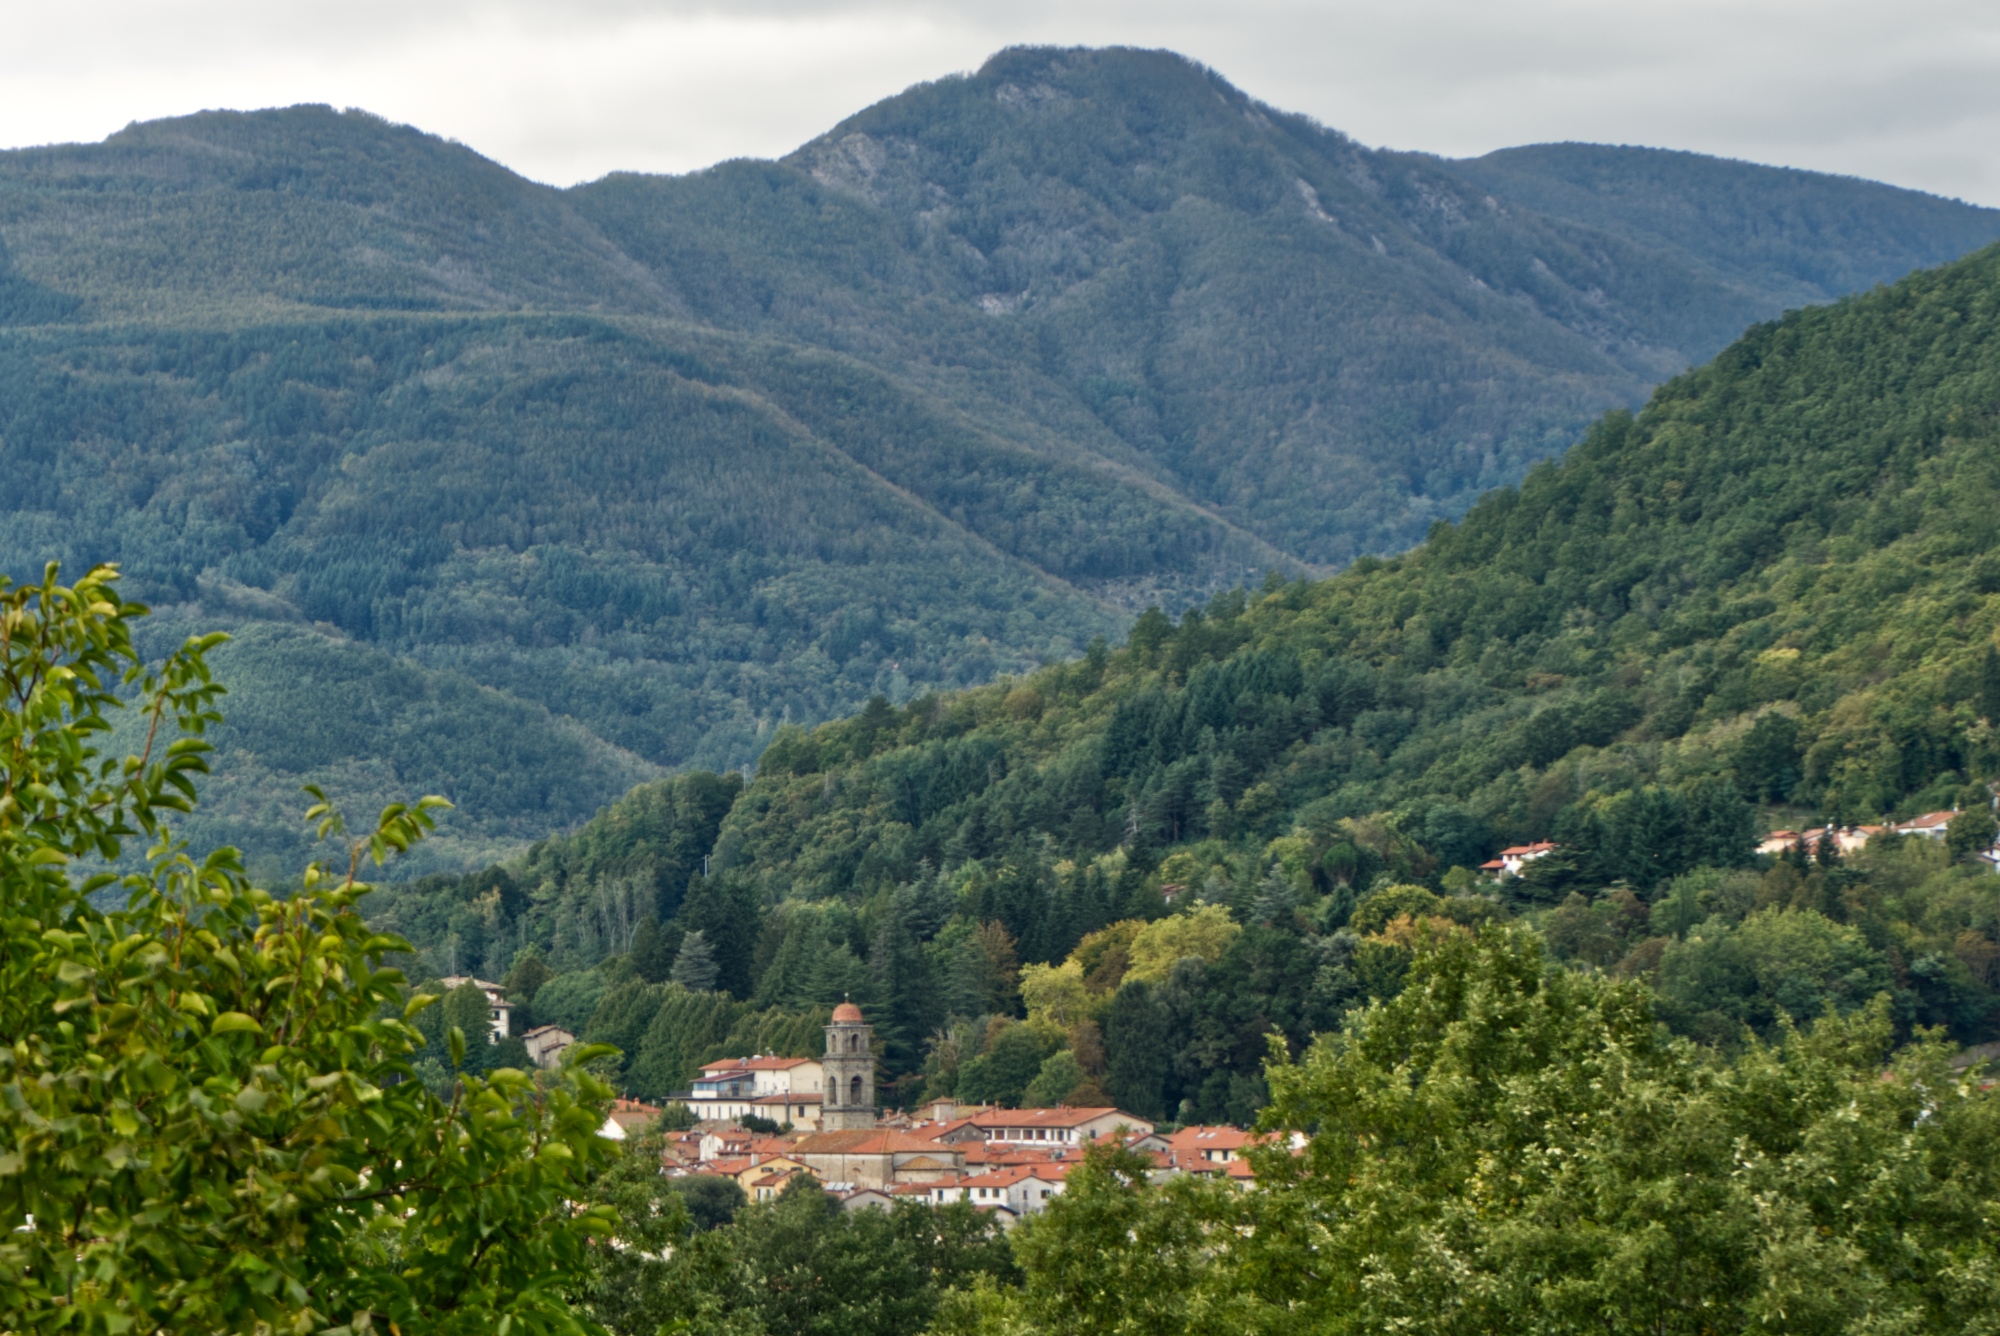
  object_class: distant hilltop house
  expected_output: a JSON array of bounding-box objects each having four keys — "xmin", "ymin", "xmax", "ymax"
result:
[
  {"xmin": 1479, "ymin": 842, "xmax": 1558, "ymax": 879},
  {"xmin": 521, "ymin": 1024, "xmax": 575, "ymax": 1069},
  {"xmin": 437, "ymin": 975, "xmax": 512, "ymax": 1039},
  {"xmin": 1896, "ymin": 810, "xmax": 1959, "ymax": 840}
]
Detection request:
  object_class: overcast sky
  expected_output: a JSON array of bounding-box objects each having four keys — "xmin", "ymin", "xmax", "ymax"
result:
[{"xmin": 7, "ymin": 0, "xmax": 2000, "ymax": 205}]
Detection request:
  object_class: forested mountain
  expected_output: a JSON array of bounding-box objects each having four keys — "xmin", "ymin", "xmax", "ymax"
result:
[
  {"xmin": 375, "ymin": 239, "xmax": 2000, "ymax": 1124},
  {"xmin": 2, "ymin": 45, "xmax": 1996, "ymax": 866}
]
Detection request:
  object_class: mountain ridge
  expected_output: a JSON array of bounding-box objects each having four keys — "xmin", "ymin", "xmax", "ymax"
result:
[{"xmin": 3, "ymin": 44, "xmax": 1997, "ymax": 869}]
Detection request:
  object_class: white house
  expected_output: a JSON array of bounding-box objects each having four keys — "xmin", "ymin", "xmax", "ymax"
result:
[
  {"xmin": 967, "ymin": 1106, "xmax": 1154, "ymax": 1146},
  {"xmin": 934, "ymin": 1164, "xmax": 1070, "ymax": 1216},
  {"xmin": 683, "ymin": 1055, "xmax": 826, "ymax": 1125},
  {"xmin": 1478, "ymin": 842, "xmax": 1558, "ymax": 879},
  {"xmin": 438, "ymin": 975, "xmax": 513, "ymax": 1039},
  {"xmin": 1894, "ymin": 810, "xmax": 1958, "ymax": 841}
]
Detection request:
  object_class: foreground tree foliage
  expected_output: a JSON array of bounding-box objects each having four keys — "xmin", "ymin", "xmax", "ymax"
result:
[
  {"xmin": 946, "ymin": 926, "xmax": 2000, "ymax": 1335},
  {"xmin": 0, "ymin": 566, "xmax": 618, "ymax": 1334}
]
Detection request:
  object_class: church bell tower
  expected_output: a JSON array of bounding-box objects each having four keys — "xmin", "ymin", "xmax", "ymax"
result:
[{"xmin": 821, "ymin": 999, "xmax": 876, "ymax": 1130}]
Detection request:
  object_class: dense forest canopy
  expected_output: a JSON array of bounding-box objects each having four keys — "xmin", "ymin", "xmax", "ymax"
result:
[
  {"xmin": 373, "ymin": 239, "xmax": 2000, "ymax": 1126},
  {"xmin": 2, "ymin": 46, "xmax": 1996, "ymax": 865}
]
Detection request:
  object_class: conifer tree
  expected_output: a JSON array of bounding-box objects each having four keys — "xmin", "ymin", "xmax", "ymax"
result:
[{"xmin": 670, "ymin": 929, "xmax": 720, "ymax": 992}]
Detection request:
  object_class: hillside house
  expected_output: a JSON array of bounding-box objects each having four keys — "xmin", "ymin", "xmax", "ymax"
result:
[
  {"xmin": 521, "ymin": 1024, "xmax": 574, "ymax": 1068},
  {"xmin": 1759, "ymin": 825, "xmax": 1884, "ymax": 857},
  {"xmin": 1478, "ymin": 842, "xmax": 1558, "ymax": 878},
  {"xmin": 1895, "ymin": 811, "xmax": 1958, "ymax": 840},
  {"xmin": 437, "ymin": 975, "xmax": 513, "ymax": 1039}
]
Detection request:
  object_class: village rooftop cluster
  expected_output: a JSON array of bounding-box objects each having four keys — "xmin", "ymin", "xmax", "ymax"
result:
[{"xmin": 599, "ymin": 1002, "xmax": 1270, "ymax": 1222}]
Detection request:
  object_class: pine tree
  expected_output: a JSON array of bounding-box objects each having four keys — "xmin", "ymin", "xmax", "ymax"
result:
[
  {"xmin": 1251, "ymin": 865, "xmax": 1299, "ymax": 928},
  {"xmin": 629, "ymin": 916, "xmax": 676, "ymax": 984},
  {"xmin": 669, "ymin": 930, "xmax": 719, "ymax": 992},
  {"xmin": 752, "ymin": 911, "xmax": 818, "ymax": 1008},
  {"xmin": 677, "ymin": 875, "xmax": 761, "ymax": 998}
]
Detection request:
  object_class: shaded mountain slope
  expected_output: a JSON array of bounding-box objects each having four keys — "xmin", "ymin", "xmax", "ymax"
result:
[
  {"xmin": 578, "ymin": 46, "xmax": 2000, "ymax": 562},
  {"xmin": 1454, "ymin": 141, "xmax": 2000, "ymax": 309},
  {"xmin": 1, "ymin": 45, "xmax": 1996, "ymax": 867}
]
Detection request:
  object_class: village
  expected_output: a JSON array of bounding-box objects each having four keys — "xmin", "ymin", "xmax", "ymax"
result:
[
  {"xmin": 450, "ymin": 996, "xmax": 1267, "ymax": 1223},
  {"xmin": 592, "ymin": 1000, "xmax": 1267, "ymax": 1221}
]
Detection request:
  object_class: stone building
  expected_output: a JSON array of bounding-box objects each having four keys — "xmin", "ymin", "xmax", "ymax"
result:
[
  {"xmin": 820, "ymin": 999, "xmax": 876, "ymax": 1131},
  {"xmin": 791, "ymin": 1129, "xmax": 966, "ymax": 1189}
]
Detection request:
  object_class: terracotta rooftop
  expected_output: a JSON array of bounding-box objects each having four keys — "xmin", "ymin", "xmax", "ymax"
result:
[
  {"xmin": 1165, "ymin": 1126, "xmax": 1260, "ymax": 1152},
  {"xmin": 969, "ymin": 1107, "xmax": 1143, "ymax": 1130},
  {"xmin": 794, "ymin": 1129, "xmax": 950, "ymax": 1155},
  {"xmin": 700, "ymin": 1055, "xmax": 817, "ymax": 1073},
  {"xmin": 831, "ymin": 1001, "xmax": 866, "ymax": 1023},
  {"xmin": 964, "ymin": 1163, "xmax": 1071, "ymax": 1187}
]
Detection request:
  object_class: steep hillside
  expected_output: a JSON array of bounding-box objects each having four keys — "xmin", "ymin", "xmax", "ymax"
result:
[
  {"xmin": 376, "ymin": 239, "xmax": 2000, "ymax": 1118},
  {"xmin": 2, "ymin": 45, "xmax": 1995, "ymax": 864},
  {"xmin": 1453, "ymin": 141, "xmax": 2000, "ymax": 308}
]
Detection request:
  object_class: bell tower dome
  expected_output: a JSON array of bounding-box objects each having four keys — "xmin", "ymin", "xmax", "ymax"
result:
[{"xmin": 821, "ymin": 999, "xmax": 876, "ymax": 1130}]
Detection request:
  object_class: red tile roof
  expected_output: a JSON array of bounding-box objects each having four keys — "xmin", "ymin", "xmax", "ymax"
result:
[
  {"xmin": 794, "ymin": 1130, "xmax": 953, "ymax": 1155},
  {"xmin": 962, "ymin": 1163, "xmax": 1071, "ymax": 1188},
  {"xmin": 1164, "ymin": 1126, "xmax": 1259, "ymax": 1153},
  {"xmin": 969, "ymin": 1107, "xmax": 1143, "ymax": 1130},
  {"xmin": 699, "ymin": 1055, "xmax": 817, "ymax": 1073}
]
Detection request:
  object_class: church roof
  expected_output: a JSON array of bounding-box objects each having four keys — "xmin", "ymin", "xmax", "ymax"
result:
[
  {"xmin": 831, "ymin": 1001, "xmax": 866, "ymax": 1023},
  {"xmin": 795, "ymin": 1129, "xmax": 954, "ymax": 1156},
  {"xmin": 969, "ymin": 1107, "xmax": 1145, "ymax": 1130}
]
